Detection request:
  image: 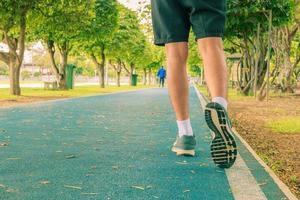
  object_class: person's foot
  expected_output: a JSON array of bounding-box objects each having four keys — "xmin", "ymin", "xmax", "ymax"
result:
[
  {"xmin": 171, "ymin": 135, "xmax": 196, "ymax": 156},
  {"xmin": 205, "ymin": 102, "xmax": 237, "ymax": 168}
]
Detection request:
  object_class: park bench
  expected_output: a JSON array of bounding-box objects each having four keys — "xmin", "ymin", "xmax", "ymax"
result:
[{"xmin": 44, "ymin": 81, "xmax": 58, "ymax": 90}]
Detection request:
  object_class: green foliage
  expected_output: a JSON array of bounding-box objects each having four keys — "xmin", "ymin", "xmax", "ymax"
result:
[
  {"xmin": 139, "ymin": 42, "xmax": 165, "ymax": 71},
  {"xmin": 28, "ymin": 0, "xmax": 91, "ymax": 43},
  {"xmin": 0, "ymin": 62, "xmax": 8, "ymax": 75},
  {"xmin": 226, "ymin": 0, "xmax": 293, "ymax": 39},
  {"xmin": 108, "ymin": 5, "xmax": 146, "ymax": 68},
  {"xmin": 21, "ymin": 70, "xmax": 31, "ymax": 80},
  {"xmin": 75, "ymin": 66, "xmax": 95, "ymax": 77},
  {"xmin": 76, "ymin": 0, "xmax": 118, "ymax": 55},
  {"xmin": 190, "ymin": 65, "xmax": 202, "ymax": 77},
  {"xmin": 0, "ymin": 0, "xmax": 38, "ymax": 31},
  {"xmin": 188, "ymin": 36, "xmax": 202, "ymax": 74},
  {"xmin": 33, "ymin": 71, "xmax": 41, "ymax": 78}
]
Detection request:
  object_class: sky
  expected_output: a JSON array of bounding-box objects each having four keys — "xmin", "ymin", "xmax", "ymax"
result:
[{"xmin": 118, "ymin": 0, "xmax": 150, "ymax": 10}]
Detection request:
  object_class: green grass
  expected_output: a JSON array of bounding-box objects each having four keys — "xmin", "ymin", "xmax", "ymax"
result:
[
  {"xmin": 0, "ymin": 85, "xmax": 156, "ymax": 100},
  {"xmin": 266, "ymin": 117, "xmax": 300, "ymax": 134},
  {"xmin": 0, "ymin": 80, "xmax": 42, "ymax": 84},
  {"xmin": 196, "ymin": 84, "xmax": 296, "ymax": 101},
  {"xmin": 196, "ymin": 85, "xmax": 252, "ymax": 101}
]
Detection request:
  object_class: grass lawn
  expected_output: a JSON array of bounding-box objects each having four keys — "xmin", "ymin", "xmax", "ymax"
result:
[
  {"xmin": 0, "ymin": 80, "xmax": 43, "ymax": 84},
  {"xmin": 0, "ymin": 85, "xmax": 156, "ymax": 100},
  {"xmin": 196, "ymin": 85, "xmax": 296, "ymax": 101},
  {"xmin": 266, "ymin": 117, "xmax": 300, "ymax": 134},
  {"xmin": 197, "ymin": 85, "xmax": 252, "ymax": 101}
]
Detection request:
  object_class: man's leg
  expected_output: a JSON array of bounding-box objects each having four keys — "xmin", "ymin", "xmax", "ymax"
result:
[
  {"xmin": 162, "ymin": 78, "xmax": 165, "ymax": 87},
  {"xmin": 166, "ymin": 42, "xmax": 190, "ymax": 121},
  {"xmin": 160, "ymin": 78, "xmax": 163, "ymax": 87},
  {"xmin": 197, "ymin": 37, "xmax": 228, "ymax": 109},
  {"xmin": 167, "ymin": 42, "xmax": 195, "ymax": 156},
  {"xmin": 197, "ymin": 37, "xmax": 237, "ymax": 168}
]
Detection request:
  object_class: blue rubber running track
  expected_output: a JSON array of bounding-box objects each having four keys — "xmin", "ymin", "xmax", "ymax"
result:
[{"xmin": 0, "ymin": 88, "xmax": 295, "ymax": 200}]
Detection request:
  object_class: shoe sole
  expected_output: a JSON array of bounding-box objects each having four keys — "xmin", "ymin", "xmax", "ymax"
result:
[
  {"xmin": 171, "ymin": 147, "xmax": 195, "ymax": 157},
  {"xmin": 205, "ymin": 102, "xmax": 237, "ymax": 168}
]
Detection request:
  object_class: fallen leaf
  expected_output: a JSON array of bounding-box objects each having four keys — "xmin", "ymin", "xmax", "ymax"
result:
[
  {"xmin": 258, "ymin": 182, "xmax": 267, "ymax": 186},
  {"xmin": 81, "ymin": 192, "xmax": 99, "ymax": 195},
  {"xmin": 175, "ymin": 161, "xmax": 188, "ymax": 165},
  {"xmin": 0, "ymin": 142, "xmax": 8, "ymax": 147},
  {"xmin": 112, "ymin": 166, "xmax": 118, "ymax": 170},
  {"xmin": 40, "ymin": 180, "xmax": 50, "ymax": 185},
  {"xmin": 65, "ymin": 155, "xmax": 76, "ymax": 159},
  {"xmin": 7, "ymin": 157, "xmax": 21, "ymax": 160},
  {"xmin": 6, "ymin": 188, "xmax": 17, "ymax": 193},
  {"xmin": 131, "ymin": 185, "xmax": 145, "ymax": 190},
  {"xmin": 64, "ymin": 185, "xmax": 82, "ymax": 190}
]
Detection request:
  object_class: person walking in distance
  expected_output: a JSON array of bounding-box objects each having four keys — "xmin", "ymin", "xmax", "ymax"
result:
[
  {"xmin": 151, "ymin": 0, "xmax": 237, "ymax": 168},
  {"xmin": 157, "ymin": 66, "xmax": 166, "ymax": 87}
]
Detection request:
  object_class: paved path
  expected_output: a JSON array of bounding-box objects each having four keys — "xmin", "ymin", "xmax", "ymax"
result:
[{"xmin": 0, "ymin": 88, "xmax": 295, "ymax": 200}]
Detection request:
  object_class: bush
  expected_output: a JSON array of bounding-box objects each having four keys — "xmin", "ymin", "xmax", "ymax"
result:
[
  {"xmin": 21, "ymin": 70, "xmax": 31, "ymax": 80},
  {"xmin": 33, "ymin": 71, "xmax": 41, "ymax": 78},
  {"xmin": 0, "ymin": 64, "xmax": 8, "ymax": 75}
]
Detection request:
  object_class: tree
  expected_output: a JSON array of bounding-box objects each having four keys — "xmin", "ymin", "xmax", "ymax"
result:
[
  {"xmin": 225, "ymin": 0, "xmax": 293, "ymax": 97},
  {"xmin": 0, "ymin": 0, "xmax": 39, "ymax": 95},
  {"xmin": 271, "ymin": 0, "xmax": 300, "ymax": 92},
  {"xmin": 29, "ymin": 0, "xmax": 91, "ymax": 89},
  {"xmin": 77, "ymin": 0, "xmax": 118, "ymax": 88},
  {"xmin": 137, "ymin": 1, "xmax": 165, "ymax": 85},
  {"xmin": 120, "ymin": 9, "xmax": 146, "ymax": 85},
  {"xmin": 109, "ymin": 59, "xmax": 124, "ymax": 87},
  {"xmin": 107, "ymin": 5, "xmax": 147, "ymax": 86}
]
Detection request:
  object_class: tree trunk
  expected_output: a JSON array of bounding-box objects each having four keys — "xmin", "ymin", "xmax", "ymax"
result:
[
  {"xmin": 272, "ymin": 25, "xmax": 300, "ymax": 93},
  {"xmin": 1, "ymin": 12, "xmax": 27, "ymax": 96},
  {"xmin": 9, "ymin": 58, "xmax": 21, "ymax": 95},
  {"xmin": 129, "ymin": 63, "xmax": 135, "ymax": 85},
  {"xmin": 46, "ymin": 39, "xmax": 60, "ymax": 83},
  {"xmin": 283, "ymin": 51, "xmax": 294, "ymax": 93},
  {"xmin": 99, "ymin": 46, "xmax": 105, "ymax": 88},
  {"xmin": 90, "ymin": 49, "xmax": 105, "ymax": 88},
  {"xmin": 148, "ymin": 68, "xmax": 152, "ymax": 85},
  {"xmin": 58, "ymin": 41, "xmax": 68, "ymax": 90},
  {"xmin": 117, "ymin": 71, "xmax": 121, "ymax": 87},
  {"xmin": 143, "ymin": 68, "xmax": 147, "ymax": 85}
]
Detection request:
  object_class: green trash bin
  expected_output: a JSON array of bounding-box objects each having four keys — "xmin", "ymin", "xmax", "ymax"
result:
[
  {"xmin": 66, "ymin": 64, "xmax": 76, "ymax": 89},
  {"xmin": 131, "ymin": 74, "xmax": 138, "ymax": 86}
]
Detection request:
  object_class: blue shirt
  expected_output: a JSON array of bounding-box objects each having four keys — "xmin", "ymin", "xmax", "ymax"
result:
[{"xmin": 157, "ymin": 68, "xmax": 166, "ymax": 79}]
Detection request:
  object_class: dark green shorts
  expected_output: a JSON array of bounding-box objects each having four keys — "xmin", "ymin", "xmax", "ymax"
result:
[{"xmin": 151, "ymin": 0, "xmax": 226, "ymax": 46}]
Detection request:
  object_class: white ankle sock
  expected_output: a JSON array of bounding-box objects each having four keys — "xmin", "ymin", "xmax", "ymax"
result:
[
  {"xmin": 212, "ymin": 97, "xmax": 228, "ymax": 110},
  {"xmin": 177, "ymin": 118, "xmax": 193, "ymax": 137}
]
